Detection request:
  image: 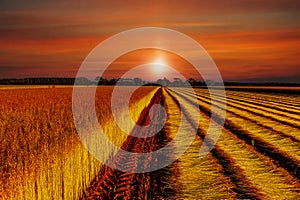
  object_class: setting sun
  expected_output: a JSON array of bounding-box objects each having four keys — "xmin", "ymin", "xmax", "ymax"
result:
[{"xmin": 151, "ymin": 58, "xmax": 167, "ymax": 74}]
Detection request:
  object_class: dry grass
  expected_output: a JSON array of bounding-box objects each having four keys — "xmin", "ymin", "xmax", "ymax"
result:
[
  {"xmin": 0, "ymin": 86, "xmax": 158, "ymax": 200},
  {"xmin": 1, "ymin": 85, "xmax": 299, "ymax": 199}
]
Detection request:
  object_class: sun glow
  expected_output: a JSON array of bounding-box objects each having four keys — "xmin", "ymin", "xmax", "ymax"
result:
[{"xmin": 151, "ymin": 58, "xmax": 167, "ymax": 74}]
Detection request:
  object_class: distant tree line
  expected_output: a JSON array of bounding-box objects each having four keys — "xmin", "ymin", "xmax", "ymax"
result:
[
  {"xmin": 0, "ymin": 77, "xmax": 79, "ymax": 85},
  {"xmin": 0, "ymin": 77, "xmax": 299, "ymax": 87}
]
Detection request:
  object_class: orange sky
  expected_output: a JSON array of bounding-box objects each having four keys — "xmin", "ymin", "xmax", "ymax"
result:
[
  {"xmin": 101, "ymin": 49, "xmax": 201, "ymax": 81},
  {"xmin": 0, "ymin": 0, "xmax": 299, "ymax": 82}
]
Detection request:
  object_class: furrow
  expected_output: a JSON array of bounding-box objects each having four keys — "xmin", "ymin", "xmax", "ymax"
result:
[
  {"xmin": 165, "ymin": 88, "xmax": 263, "ymax": 199},
  {"xmin": 183, "ymin": 89, "xmax": 300, "ymax": 129},
  {"xmin": 173, "ymin": 89, "xmax": 300, "ymax": 181},
  {"xmin": 196, "ymin": 89, "xmax": 300, "ymax": 119},
  {"xmin": 182, "ymin": 89, "xmax": 300, "ymax": 144},
  {"xmin": 173, "ymin": 88, "xmax": 300, "ymax": 198},
  {"xmin": 225, "ymin": 89, "xmax": 300, "ymax": 108}
]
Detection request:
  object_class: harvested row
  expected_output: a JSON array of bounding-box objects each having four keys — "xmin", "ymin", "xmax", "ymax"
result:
[
  {"xmin": 178, "ymin": 89, "xmax": 300, "ymax": 172},
  {"xmin": 194, "ymin": 91, "xmax": 300, "ymax": 151},
  {"xmin": 173, "ymin": 89, "xmax": 300, "ymax": 180},
  {"xmin": 199, "ymin": 89, "xmax": 300, "ymax": 121},
  {"xmin": 169, "ymin": 88, "xmax": 300, "ymax": 199},
  {"xmin": 224, "ymin": 91, "xmax": 300, "ymax": 115},
  {"xmin": 162, "ymin": 89, "xmax": 237, "ymax": 199},
  {"xmin": 183, "ymin": 89, "xmax": 300, "ymax": 129},
  {"xmin": 166, "ymin": 89, "xmax": 262, "ymax": 199},
  {"xmin": 182, "ymin": 89, "xmax": 300, "ymax": 143},
  {"xmin": 225, "ymin": 89, "xmax": 300, "ymax": 108}
]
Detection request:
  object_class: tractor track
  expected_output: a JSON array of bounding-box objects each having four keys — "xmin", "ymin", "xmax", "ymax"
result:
[{"xmin": 81, "ymin": 88, "xmax": 179, "ymax": 200}]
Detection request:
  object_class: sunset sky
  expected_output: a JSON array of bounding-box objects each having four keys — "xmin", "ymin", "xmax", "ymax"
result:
[{"xmin": 0, "ymin": 0, "xmax": 299, "ymax": 82}]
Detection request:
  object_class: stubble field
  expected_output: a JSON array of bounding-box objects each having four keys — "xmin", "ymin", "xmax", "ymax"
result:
[{"xmin": 0, "ymin": 86, "xmax": 299, "ymax": 199}]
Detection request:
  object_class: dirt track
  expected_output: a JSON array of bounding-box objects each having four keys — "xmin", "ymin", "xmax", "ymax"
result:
[{"xmin": 82, "ymin": 88, "xmax": 180, "ymax": 199}]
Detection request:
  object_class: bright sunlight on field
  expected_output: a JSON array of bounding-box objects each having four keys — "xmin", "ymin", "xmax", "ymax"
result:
[
  {"xmin": 0, "ymin": 86, "xmax": 158, "ymax": 200},
  {"xmin": 1, "ymin": 86, "xmax": 299, "ymax": 199}
]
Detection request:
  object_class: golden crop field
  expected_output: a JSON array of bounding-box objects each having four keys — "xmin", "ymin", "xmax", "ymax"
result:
[
  {"xmin": 1, "ymin": 86, "xmax": 299, "ymax": 199},
  {"xmin": 0, "ymin": 86, "xmax": 158, "ymax": 200}
]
